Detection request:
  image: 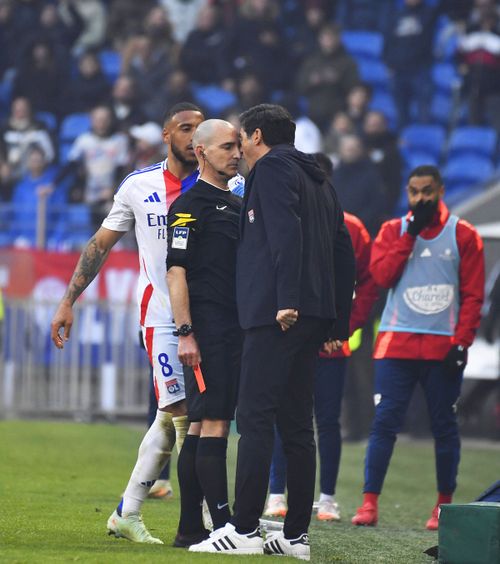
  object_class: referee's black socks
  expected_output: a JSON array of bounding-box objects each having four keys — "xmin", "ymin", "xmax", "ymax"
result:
[
  {"xmin": 177, "ymin": 434, "xmax": 204, "ymax": 534},
  {"xmin": 196, "ymin": 437, "xmax": 230, "ymax": 530}
]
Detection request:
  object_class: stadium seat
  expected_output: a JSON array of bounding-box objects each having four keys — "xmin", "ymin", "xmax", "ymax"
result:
[
  {"xmin": 99, "ymin": 50, "xmax": 122, "ymax": 84},
  {"xmin": 369, "ymin": 92, "xmax": 397, "ymax": 130},
  {"xmin": 447, "ymin": 126, "xmax": 498, "ymax": 159},
  {"xmin": 36, "ymin": 111, "xmax": 57, "ymax": 132},
  {"xmin": 403, "ymin": 150, "xmax": 439, "ymax": 173},
  {"xmin": 400, "ymin": 124, "xmax": 446, "ymax": 161},
  {"xmin": 54, "ymin": 204, "xmax": 92, "ymax": 248},
  {"xmin": 59, "ymin": 113, "xmax": 91, "ymax": 144},
  {"xmin": 432, "ymin": 62, "xmax": 462, "ymax": 96},
  {"xmin": 357, "ymin": 60, "xmax": 389, "ymax": 89},
  {"xmin": 443, "ymin": 155, "xmax": 494, "ymax": 187},
  {"xmin": 341, "ymin": 31, "xmax": 384, "ymax": 60},
  {"xmin": 429, "ymin": 93, "xmax": 454, "ymax": 126},
  {"xmin": 192, "ymin": 84, "xmax": 237, "ymax": 116}
]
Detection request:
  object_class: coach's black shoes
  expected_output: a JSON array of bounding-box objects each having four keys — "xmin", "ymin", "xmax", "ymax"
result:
[
  {"xmin": 264, "ymin": 531, "xmax": 311, "ymax": 561},
  {"xmin": 173, "ymin": 528, "xmax": 210, "ymax": 548},
  {"xmin": 188, "ymin": 522, "xmax": 263, "ymax": 554}
]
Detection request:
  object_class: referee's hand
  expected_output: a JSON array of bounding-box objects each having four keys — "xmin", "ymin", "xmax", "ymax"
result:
[
  {"xmin": 51, "ymin": 301, "xmax": 73, "ymax": 349},
  {"xmin": 178, "ymin": 334, "xmax": 201, "ymax": 366},
  {"xmin": 276, "ymin": 309, "xmax": 298, "ymax": 332}
]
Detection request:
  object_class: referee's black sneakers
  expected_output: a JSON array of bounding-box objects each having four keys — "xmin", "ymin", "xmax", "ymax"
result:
[
  {"xmin": 264, "ymin": 531, "xmax": 311, "ymax": 561},
  {"xmin": 188, "ymin": 522, "xmax": 263, "ymax": 555}
]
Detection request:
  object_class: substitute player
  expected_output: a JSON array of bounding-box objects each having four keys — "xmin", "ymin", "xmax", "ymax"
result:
[
  {"xmin": 51, "ymin": 102, "xmax": 205, "ymax": 544},
  {"xmin": 166, "ymin": 120, "xmax": 242, "ymax": 546},
  {"xmin": 351, "ymin": 165, "xmax": 484, "ymax": 530}
]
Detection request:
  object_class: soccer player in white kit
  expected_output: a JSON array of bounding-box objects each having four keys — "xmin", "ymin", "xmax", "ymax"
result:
[{"xmin": 51, "ymin": 103, "xmax": 205, "ymax": 544}]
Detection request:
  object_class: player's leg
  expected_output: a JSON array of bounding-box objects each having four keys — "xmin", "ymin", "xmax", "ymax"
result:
[
  {"xmin": 314, "ymin": 357, "xmax": 347, "ymax": 521},
  {"xmin": 352, "ymin": 359, "xmax": 417, "ymax": 526},
  {"xmin": 421, "ymin": 360, "xmax": 463, "ymax": 530},
  {"xmin": 107, "ymin": 326, "xmax": 185, "ymax": 544},
  {"xmin": 264, "ymin": 427, "xmax": 288, "ymax": 517}
]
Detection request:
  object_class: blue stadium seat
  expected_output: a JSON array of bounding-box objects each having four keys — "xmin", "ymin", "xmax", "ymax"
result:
[
  {"xmin": 448, "ymin": 126, "xmax": 498, "ymax": 159},
  {"xmin": 192, "ymin": 85, "xmax": 237, "ymax": 116},
  {"xmin": 429, "ymin": 93, "xmax": 453, "ymax": 126},
  {"xmin": 403, "ymin": 150, "xmax": 439, "ymax": 173},
  {"xmin": 341, "ymin": 31, "xmax": 383, "ymax": 60},
  {"xmin": 443, "ymin": 155, "xmax": 494, "ymax": 187},
  {"xmin": 357, "ymin": 59, "xmax": 389, "ymax": 89},
  {"xmin": 54, "ymin": 204, "xmax": 92, "ymax": 248},
  {"xmin": 432, "ymin": 62, "xmax": 462, "ymax": 95},
  {"xmin": 400, "ymin": 124, "xmax": 446, "ymax": 161},
  {"xmin": 59, "ymin": 113, "xmax": 91, "ymax": 144},
  {"xmin": 36, "ymin": 111, "xmax": 57, "ymax": 132},
  {"xmin": 99, "ymin": 50, "xmax": 122, "ymax": 84}
]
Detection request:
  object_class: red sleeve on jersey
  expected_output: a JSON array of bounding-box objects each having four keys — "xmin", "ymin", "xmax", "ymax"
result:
[
  {"xmin": 345, "ymin": 214, "xmax": 379, "ymax": 334},
  {"xmin": 370, "ymin": 218, "xmax": 416, "ymax": 289},
  {"xmin": 453, "ymin": 219, "xmax": 485, "ymax": 347}
]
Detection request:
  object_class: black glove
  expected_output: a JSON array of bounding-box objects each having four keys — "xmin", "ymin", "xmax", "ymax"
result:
[
  {"xmin": 443, "ymin": 345, "xmax": 467, "ymax": 377},
  {"xmin": 407, "ymin": 200, "xmax": 436, "ymax": 237}
]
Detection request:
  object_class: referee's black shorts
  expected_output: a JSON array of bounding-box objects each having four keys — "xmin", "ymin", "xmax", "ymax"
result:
[{"xmin": 185, "ymin": 303, "xmax": 242, "ymax": 422}]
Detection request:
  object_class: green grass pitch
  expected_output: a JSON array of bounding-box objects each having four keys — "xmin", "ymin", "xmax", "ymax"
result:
[{"xmin": 1, "ymin": 420, "xmax": 498, "ymax": 563}]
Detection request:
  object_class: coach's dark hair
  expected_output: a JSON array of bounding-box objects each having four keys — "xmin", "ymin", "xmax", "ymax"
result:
[
  {"xmin": 239, "ymin": 104, "xmax": 296, "ymax": 146},
  {"xmin": 408, "ymin": 165, "xmax": 443, "ymax": 186},
  {"xmin": 162, "ymin": 102, "xmax": 203, "ymax": 125}
]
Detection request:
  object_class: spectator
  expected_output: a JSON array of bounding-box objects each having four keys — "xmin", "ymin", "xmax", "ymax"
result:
[
  {"xmin": 332, "ymin": 134, "xmax": 387, "ymax": 236},
  {"xmin": 59, "ymin": 0, "xmax": 107, "ymax": 55},
  {"xmin": 363, "ymin": 110, "xmax": 403, "ymax": 215},
  {"xmin": 128, "ymin": 122, "xmax": 165, "ymax": 171},
  {"xmin": 146, "ymin": 70, "xmax": 194, "ymax": 123},
  {"xmin": 158, "ymin": 0, "xmax": 205, "ymax": 43},
  {"xmin": 121, "ymin": 7, "xmax": 176, "ymax": 104},
  {"xmin": 179, "ymin": 5, "xmax": 228, "ymax": 85},
  {"xmin": 323, "ymin": 111, "xmax": 355, "ymax": 163},
  {"xmin": 346, "ymin": 83, "xmax": 373, "ymax": 134},
  {"xmin": 288, "ymin": 4, "xmax": 329, "ymax": 65},
  {"xmin": 61, "ymin": 105, "xmax": 129, "ymax": 229},
  {"xmin": 12, "ymin": 38, "xmax": 66, "ymax": 116},
  {"xmin": 64, "ymin": 50, "xmax": 111, "ymax": 115},
  {"xmin": 236, "ymin": 72, "xmax": 266, "ymax": 110},
  {"xmin": 0, "ymin": 96, "xmax": 55, "ymax": 198},
  {"xmin": 107, "ymin": 0, "xmax": 157, "ymax": 49},
  {"xmin": 383, "ymin": 0, "xmax": 437, "ymax": 127},
  {"xmin": 0, "ymin": 0, "xmax": 29, "ymax": 78},
  {"xmin": 296, "ymin": 23, "xmax": 359, "ymax": 129},
  {"xmin": 110, "ymin": 75, "xmax": 146, "ymax": 131},
  {"xmin": 10, "ymin": 144, "xmax": 66, "ymax": 247},
  {"xmin": 37, "ymin": 1, "xmax": 84, "ymax": 63},
  {"xmin": 458, "ymin": 6, "xmax": 500, "ymax": 125},
  {"xmin": 226, "ymin": 0, "xmax": 290, "ymax": 94}
]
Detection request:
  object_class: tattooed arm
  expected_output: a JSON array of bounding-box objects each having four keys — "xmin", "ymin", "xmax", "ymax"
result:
[{"xmin": 51, "ymin": 227, "xmax": 124, "ymax": 349}]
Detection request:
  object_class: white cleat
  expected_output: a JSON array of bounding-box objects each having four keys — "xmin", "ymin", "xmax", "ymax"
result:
[
  {"xmin": 316, "ymin": 497, "xmax": 341, "ymax": 521},
  {"xmin": 264, "ymin": 530, "xmax": 310, "ymax": 561},
  {"xmin": 189, "ymin": 522, "xmax": 263, "ymax": 555},
  {"xmin": 107, "ymin": 510, "xmax": 163, "ymax": 544},
  {"xmin": 264, "ymin": 494, "xmax": 287, "ymax": 517}
]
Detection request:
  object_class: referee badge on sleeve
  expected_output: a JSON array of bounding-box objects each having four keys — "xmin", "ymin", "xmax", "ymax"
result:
[{"xmin": 172, "ymin": 226, "xmax": 189, "ymax": 249}]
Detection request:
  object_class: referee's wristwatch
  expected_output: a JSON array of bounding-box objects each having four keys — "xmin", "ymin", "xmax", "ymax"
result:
[{"xmin": 173, "ymin": 324, "xmax": 193, "ymax": 337}]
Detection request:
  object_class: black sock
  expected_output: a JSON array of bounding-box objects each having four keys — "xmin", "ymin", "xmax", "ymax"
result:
[
  {"xmin": 177, "ymin": 434, "xmax": 204, "ymax": 535},
  {"xmin": 196, "ymin": 437, "xmax": 230, "ymax": 530}
]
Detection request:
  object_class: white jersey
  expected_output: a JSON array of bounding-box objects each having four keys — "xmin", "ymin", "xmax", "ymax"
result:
[{"xmin": 103, "ymin": 159, "xmax": 200, "ymax": 327}]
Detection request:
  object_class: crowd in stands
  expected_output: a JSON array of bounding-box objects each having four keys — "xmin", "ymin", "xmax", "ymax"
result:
[{"xmin": 1, "ymin": 0, "xmax": 500, "ymax": 248}]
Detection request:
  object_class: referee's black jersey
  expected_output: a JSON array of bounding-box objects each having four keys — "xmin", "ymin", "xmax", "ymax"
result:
[{"xmin": 166, "ymin": 179, "xmax": 241, "ymax": 308}]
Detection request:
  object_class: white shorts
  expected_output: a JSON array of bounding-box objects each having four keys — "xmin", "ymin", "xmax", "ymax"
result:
[{"xmin": 142, "ymin": 324, "xmax": 185, "ymax": 408}]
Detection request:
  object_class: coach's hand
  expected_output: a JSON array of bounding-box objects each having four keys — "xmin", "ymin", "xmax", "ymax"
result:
[
  {"xmin": 178, "ymin": 334, "xmax": 201, "ymax": 366},
  {"xmin": 276, "ymin": 309, "xmax": 298, "ymax": 332},
  {"xmin": 51, "ymin": 301, "xmax": 73, "ymax": 349}
]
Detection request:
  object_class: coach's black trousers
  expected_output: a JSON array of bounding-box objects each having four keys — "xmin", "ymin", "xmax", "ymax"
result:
[{"xmin": 231, "ymin": 316, "xmax": 330, "ymax": 538}]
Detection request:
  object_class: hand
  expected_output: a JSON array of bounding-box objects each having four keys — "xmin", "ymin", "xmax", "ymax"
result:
[
  {"xmin": 37, "ymin": 183, "xmax": 54, "ymax": 198},
  {"xmin": 407, "ymin": 200, "xmax": 436, "ymax": 237},
  {"xmin": 276, "ymin": 309, "xmax": 298, "ymax": 332},
  {"xmin": 51, "ymin": 301, "xmax": 73, "ymax": 349},
  {"xmin": 322, "ymin": 340, "xmax": 343, "ymax": 355},
  {"xmin": 442, "ymin": 345, "xmax": 467, "ymax": 377},
  {"xmin": 177, "ymin": 334, "xmax": 201, "ymax": 366}
]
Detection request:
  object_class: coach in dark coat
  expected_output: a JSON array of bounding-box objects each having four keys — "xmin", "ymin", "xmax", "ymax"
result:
[{"xmin": 234, "ymin": 105, "xmax": 355, "ymax": 554}]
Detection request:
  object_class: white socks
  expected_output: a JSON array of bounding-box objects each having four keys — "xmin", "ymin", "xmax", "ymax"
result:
[
  {"xmin": 121, "ymin": 410, "xmax": 175, "ymax": 516},
  {"xmin": 172, "ymin": 415, "xmax": 189, "ymax": 454},
  {"xmin": 319, "ymin": 493, "xmax": 334, "ymax": 503}
]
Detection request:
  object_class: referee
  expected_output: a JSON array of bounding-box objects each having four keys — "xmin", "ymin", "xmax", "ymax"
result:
[{"xmin": 166, "ymin": 119, "xmax": 242, "ymax": 545}]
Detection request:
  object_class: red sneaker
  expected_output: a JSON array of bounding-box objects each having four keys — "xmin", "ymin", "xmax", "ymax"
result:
[
  {"xmin": 351, "ymin": 503, "xmax": 378, "ymax": 526},
  {"xmin": 426, "ymin": 506, "xmax": 439, "ymax": 530}
]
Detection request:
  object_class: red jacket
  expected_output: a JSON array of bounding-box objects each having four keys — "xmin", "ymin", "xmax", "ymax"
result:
[
  {"xmin": 371, "ymin": 201, "xmax": 484, "ymax": 360},
  {"xmin": 321, "ymin": 212, "xmax": 379, "ymax": 358}
]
